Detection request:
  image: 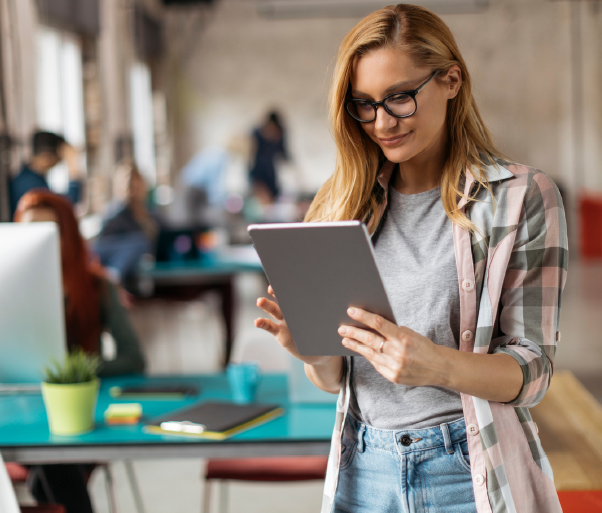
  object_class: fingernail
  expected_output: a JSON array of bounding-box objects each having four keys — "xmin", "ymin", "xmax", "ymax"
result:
[
  {"xmin": 342, "ymin": 338, "xmax": 349, "ymax": 345},
  {"xmin": 347, "ymin": 308, "xmax": 355, "ymax": 315},
  {"xmin": 339, "ymin": 327, "xmax": 347, "ymax": 335}
]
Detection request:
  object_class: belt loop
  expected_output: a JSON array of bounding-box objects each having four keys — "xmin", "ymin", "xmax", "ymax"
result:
[
  {"xmin": 440, "ymin": 423, "xmax": 454, "ymax": 454},
  {"xmin": 357, "ymin": 424, "xmax": 366, "ymax": 453}
]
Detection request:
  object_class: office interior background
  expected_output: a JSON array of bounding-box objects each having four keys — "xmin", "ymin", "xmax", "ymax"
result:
[{"xmin": 0, "ymin": 0, "xmax": 601, "ymax": 512}]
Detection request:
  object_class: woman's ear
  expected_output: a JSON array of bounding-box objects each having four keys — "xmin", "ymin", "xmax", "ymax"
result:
[{"xmin": 445, "ymin": 65, "xmax": 463, "ymax": 99}]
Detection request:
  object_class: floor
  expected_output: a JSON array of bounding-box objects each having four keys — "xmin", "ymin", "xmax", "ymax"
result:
[{"xmin": 83, "ymin": 259, "xmax": 602, "ymax": 513}]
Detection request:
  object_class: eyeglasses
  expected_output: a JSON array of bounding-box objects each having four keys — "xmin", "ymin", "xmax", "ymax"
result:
[{"xmin": 345, "ymin": 71, "xmax": 439, "ymax": 123}]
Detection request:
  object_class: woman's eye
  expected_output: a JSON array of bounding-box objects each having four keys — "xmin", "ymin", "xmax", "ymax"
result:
[
  {"xmin": 356, "ymin": 102, "xmax": 372, "ymax": 112},
  {"xmin": 387, "ymin": 94, "xmax": 412, "ymax": 105}
]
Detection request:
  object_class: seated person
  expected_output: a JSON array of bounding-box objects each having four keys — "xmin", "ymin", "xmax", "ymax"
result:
[
  {"xmin": 15, "ymin": 190, "xmax": 146, "ymax": 513},
  {"xmin": 94, "ymin": 162, "xmax": 160, "ymax": 293},
  {"xmin": 10, "ymin": 131, "xmax": 83, "ymax": 219}
]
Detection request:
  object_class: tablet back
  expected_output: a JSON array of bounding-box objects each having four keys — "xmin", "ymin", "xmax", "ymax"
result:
[{"xmin": 248, "ymin": 221, "xmax": 396, "ymax": 356}]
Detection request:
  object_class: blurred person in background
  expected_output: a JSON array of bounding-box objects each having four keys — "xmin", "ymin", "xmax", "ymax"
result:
[
  {"xmin": 249, "ymin": 110, "xmax": 288, "ymax": 204},
  {"xmin": 9, "ymin": 131, "xmax": 83, "ymax": 219},
  {"xmin": 15, "ymin": 190, "xmax": 146, "ymax": 513},
  {"xmin": 94, "ymin": 161, "xmax": 160, "ymax": 293},
  {"xmin": 180, "ymin": 145, "xmax": 229, "ymax": 226}
]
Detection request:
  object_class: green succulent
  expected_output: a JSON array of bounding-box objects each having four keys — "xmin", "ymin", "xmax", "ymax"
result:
[{"xmin": 43, "ymin": 349, "xmax": 100, "ymax": 384}]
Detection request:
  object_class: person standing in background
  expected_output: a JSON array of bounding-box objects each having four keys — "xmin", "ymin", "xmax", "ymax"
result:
[
  {"xmin": 9, "ymin": 131, "xmax": 83, "ymax": 219},
  {"xmin": 249, "ymin": 110, "xmax": 288, "ymax": 203}
]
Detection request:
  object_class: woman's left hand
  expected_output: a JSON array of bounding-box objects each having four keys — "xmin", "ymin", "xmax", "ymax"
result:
[{"xmin": 339, "ymin": 307, "xmax": 446, "ymax": 387}]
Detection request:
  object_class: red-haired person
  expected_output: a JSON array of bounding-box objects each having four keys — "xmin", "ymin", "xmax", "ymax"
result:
[{"xmin": 15, "ymin": 190, "xmax": 145, "ymax": 513}]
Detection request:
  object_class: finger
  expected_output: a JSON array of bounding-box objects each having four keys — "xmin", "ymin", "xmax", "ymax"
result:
[
  {"xmin": 342, "ymin": 337, "xmax": 386, "ymax": 363},
  {"xmin": 342, "ymin": 338, "xmax": 398, "ymax": 382},
  {"xmin": 347, "ymin": 308, "xmax": 397, "ymax": 338},
  {"xmin": 267, "ymin": 285, "xmax": 277, "ymax": 299},
  {"xmin": 256, "ymin": 297, "xmax": 284, "ymax": 321},
  {"xmin": 255, "ymin": 317, "xmax": 280, "ymax": 336},
  {"xmin": 338, "ymin": 325, "xmax": 384, "ymax": 351}
]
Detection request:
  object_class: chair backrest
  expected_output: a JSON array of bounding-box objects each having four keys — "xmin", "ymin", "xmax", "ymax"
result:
[
  {"xmin": 230, "ymin": 327, "xmax": 290, "ymax": 372},
  {"xmin": 0, "ymin": 452, "xmax": 21, "ymax": 513}
]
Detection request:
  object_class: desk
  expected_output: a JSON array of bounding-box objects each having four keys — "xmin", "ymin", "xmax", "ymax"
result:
[
  {"xmin": 0, "ymin": 374, "xmax": 334, "ymax": 464},
  {"xmin": 137, "ymin": 246, "xmax": 265, "ymax": 366}
]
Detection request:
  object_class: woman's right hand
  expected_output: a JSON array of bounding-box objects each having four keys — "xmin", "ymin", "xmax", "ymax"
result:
[
  {"xmin": 255, "ymin": 285, "xmax": 344, "ymax": 393},
  {"xmin": 255, "ymin": 286, "xmax": 330, "ymax": 366}
]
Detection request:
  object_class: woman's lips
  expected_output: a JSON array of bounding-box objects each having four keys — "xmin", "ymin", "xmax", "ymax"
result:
[{"xmin": 378, "ymin": 132, "xmax": 411, "ymax": 147}]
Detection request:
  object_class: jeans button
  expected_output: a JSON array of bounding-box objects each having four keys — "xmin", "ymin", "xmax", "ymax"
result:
[{"xmin": 400, "ymin": 435, "xmax": 412, "ymax": 446}]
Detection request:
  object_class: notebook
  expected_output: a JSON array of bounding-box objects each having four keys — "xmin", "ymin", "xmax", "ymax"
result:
[{"xmin": 144, "ymin": 401, "xmax": 284, "ymax": 441}]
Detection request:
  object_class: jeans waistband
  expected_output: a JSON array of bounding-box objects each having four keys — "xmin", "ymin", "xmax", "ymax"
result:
[{"xmin": 344, "ymin": 414, "xmax": 467, "ymax": 454}]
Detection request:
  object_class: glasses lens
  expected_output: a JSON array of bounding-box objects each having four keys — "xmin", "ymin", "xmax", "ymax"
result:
[
  {"xmin": 347, "ymin": 101, "xmax": 375, "ymax": 122},
  {"xmin": 385, "ymin": 94, "xmax": 415, "ymax": 117}
]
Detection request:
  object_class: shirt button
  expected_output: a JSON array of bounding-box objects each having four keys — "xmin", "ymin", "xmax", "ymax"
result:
[
  {"xmin": 400, "ymin": 435, "xmax": 412, "ymax": 447},
  {"xmin": 467, "ymin": 424, "xmax": 479, "ymax": 436},
  {"xmin": 556, "ymin": 331, "xmax": 561, "ymax": 342},
  {"xmin": 474, "ymin": 474, "xmax": 485, "ymax": 486},
  {"xmin": 462, "ymin": 330, "xmax": 474, "ymax": 342},
  {"xmin": 462, "ymin": 279, "xmax": 474, "ymax": 292}
]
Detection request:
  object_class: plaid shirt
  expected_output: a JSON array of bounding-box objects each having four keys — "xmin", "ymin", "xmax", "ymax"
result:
[{"xmin": 321, "ymin": 160, "xmax": 568, "ymax": 513}]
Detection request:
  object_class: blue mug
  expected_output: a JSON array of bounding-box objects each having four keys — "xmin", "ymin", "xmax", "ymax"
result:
[{"xmin": 227, "ymin": 362, "xmax": 261, "ymax": 403}]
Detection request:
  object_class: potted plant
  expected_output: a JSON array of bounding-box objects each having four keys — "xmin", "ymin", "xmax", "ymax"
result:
[{"xmin": 41, "ymin": 349, "xmax": 100, "ymax": 436}]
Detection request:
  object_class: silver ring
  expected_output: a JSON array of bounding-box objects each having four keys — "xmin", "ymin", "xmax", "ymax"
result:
[{"xmin": 378, "ymin": 340, "xmax": 385, "ymax": 353}]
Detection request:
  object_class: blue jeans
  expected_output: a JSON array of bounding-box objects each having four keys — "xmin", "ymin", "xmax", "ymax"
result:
[{"xmin": 333, "ymin": 415, "xmax": 477, "ymax": 513}]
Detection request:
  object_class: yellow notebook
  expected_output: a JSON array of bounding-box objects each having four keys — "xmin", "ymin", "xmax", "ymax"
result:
[{"xmin": 143, "ymin": 401, "xmax": 284, "ymax": 441}]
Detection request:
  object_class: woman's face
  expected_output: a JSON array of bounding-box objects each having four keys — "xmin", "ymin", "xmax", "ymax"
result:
[
  {"xmin": 18, "ymin": 207, "xmax": 58, "ymax": 224},
  {"xmin": 350, "ymin": 46, "xmax": 461, "ymax": 164}
]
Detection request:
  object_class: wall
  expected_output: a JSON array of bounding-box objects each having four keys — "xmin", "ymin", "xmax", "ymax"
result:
[{"xmin": 165, "ymin": 0, "xmax": 602, "ymax": 201}]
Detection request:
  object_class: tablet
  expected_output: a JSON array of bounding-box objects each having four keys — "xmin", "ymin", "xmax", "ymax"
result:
[{"xmin": 248, "ymin": 221, "xmax": 396, "ymax": 356}]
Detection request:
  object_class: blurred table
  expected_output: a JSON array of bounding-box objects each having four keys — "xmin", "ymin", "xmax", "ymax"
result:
[
  {"xmin": 531, "ymin": 370, "xmax": 602, "ymax": 490},
  {"xmin": 0, "ymin": 373, "xmax": 334, "ymax": 464},
  {"xmin": 137, "ymin": 245, "xmax": 264, "ymax": 367}
]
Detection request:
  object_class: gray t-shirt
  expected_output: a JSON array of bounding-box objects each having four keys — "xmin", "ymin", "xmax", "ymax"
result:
[{"xmin": 349, "ymin": 186, "xmax": 464, "ymax": 430}]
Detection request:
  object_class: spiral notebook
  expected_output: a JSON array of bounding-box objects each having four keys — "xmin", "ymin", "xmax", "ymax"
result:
[{"xmin": 144, "ymin": 401, "xmax": 284, "ymax": 441}]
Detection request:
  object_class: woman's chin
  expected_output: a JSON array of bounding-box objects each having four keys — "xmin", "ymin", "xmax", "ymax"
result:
[{"xmin": 380, "ymin": 146, "xmax": 415, "ymax": 164}]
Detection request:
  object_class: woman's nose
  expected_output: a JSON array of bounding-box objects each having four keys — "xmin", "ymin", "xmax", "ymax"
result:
[{"xmin": 374, "ymin": 106, "xmax": 398, "ymax": 131}]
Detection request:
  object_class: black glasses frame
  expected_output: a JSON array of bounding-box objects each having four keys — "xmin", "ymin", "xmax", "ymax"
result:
[{"xmin": 345, "ymin": 71, "xmax": 439, "ymax": 123}]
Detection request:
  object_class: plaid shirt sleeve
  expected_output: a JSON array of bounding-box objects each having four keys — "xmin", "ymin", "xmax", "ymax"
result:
[{"xmin": 492, "ymin": 172, "xmax": 568, "ymax": 407}]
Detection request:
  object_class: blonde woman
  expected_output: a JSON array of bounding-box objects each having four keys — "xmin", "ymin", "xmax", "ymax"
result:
[{"xmin": 255, "ymin": 4, "xmax": 566, "ymax": 513}]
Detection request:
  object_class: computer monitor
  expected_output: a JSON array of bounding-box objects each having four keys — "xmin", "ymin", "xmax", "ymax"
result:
[{"xmin": 0, "ymin": 223, "xmax": 66, "ymax": 384}]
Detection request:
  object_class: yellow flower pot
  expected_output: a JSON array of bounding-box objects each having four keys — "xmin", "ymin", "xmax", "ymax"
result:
[{"xmin": 41, "ymin": 379, "xmax": 100, "ymax": 436}]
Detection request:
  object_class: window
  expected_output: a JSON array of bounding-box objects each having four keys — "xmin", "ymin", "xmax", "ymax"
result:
[
  {"xmin": 36, "ymin": 26, "xmax": 86, "ymax": 194},
  {"xmin": 130, "ymin": 62, "xmax": 157, "ymax": 185}
]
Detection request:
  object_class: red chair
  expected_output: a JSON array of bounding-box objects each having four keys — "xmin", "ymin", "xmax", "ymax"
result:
[
  {"xmin": 558, "ymin": 490, "xmax": 602, "ymax": 513},
  {"xmin": 21, "ymin": 506, "xmax": 66, "ymax": 513},
  {"xmin": 203, "ymin": 456, "xmax": 328, "ymax": 513}
]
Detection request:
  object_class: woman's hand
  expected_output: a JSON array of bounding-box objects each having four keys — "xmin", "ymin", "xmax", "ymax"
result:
[
  {"xmin": 339, "ymin": 307, "xmax": 445, "ymax": 387},
  {"xmin": 255, "ymin": 286, "xmax": 343, "ymax": 393},
  {"xmin": 339, "ymin": 307, "xmax": 524, "ymax": 402},
  {"xmin": 254, "ymin": 285, "xmax": 330, "ymax": 366}
]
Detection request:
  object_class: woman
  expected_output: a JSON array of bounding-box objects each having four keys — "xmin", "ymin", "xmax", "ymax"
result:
[
  {"xmin": 95, "ymin": 161, "xmax": 160, "ymax": 293},
  {"xmin": 15, "ymin": 190, "xmax": 146, "ymax": 513},
  {"xmin": 255, "ymin": 5, "xmax": 566, "ymax": 513},
  {"xmin": 249, "ymin": 110, "xmax": 288, "ymax": 203}
]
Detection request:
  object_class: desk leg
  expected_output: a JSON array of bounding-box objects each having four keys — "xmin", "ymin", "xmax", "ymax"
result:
[
  {"xmin": 219, "ymin": 279, "xmax": 235, "ymax": 368},
  {"xmin": 103, "ymin": 464, "xmax": 119, "ymax": 513},
  {"xmin": 124, "ymin": 460, "xmax": 146, "ymax": 513}
]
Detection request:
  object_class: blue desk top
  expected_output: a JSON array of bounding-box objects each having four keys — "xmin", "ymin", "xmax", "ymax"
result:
[
  {"xmin": 143, "ymin": 246, "xmax": 264, "ymax": 279},
  {"xmin": 0, "ymin": 374, "xmax": 335, "ymax": 448}
]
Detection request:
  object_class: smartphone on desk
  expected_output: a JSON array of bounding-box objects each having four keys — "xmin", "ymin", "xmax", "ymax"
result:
[{"xmin": 110, "ymin": 385, "xmax": 199, "ymax": 399}]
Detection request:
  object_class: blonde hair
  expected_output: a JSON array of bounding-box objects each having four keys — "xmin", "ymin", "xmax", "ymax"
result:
[{"xmin": 305, "ymin": 4, "xmax": 505, "ymax": 232}]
